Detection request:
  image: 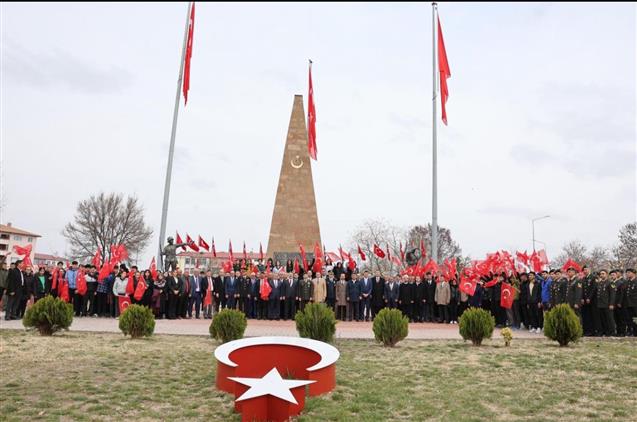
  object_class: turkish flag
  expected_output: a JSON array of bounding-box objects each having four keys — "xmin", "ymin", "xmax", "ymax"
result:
[
  {"xmin": 182, "ymin": 2, "xmax": 195, "ymax": 105},
  {"xmin": 92, "ymin": 247, "xmax": 102, "ymax": 268},
  {"xmin": 59, "ymin": 279, "xmax": 70, "ymax": 302},
  {"xmin": 229, "ymin": 240, "xmax": 234, "ymax": 262},
  {"xmin": 314, "ymin": 242, "xmax": 323, "ymax": 259},
  {"xmin": 484, "ymin": 278, "xmax": 498, "ymax": 288},
  {"xmin": 126, "ymin": 271, "xmax": 135, "ymax": 295},
  {"xmin": 203, "ymin": 279, "xmax": 212, "ymax": 306},
  {"xmin": 299, "ymin": 244, "xmax": 308, "ymax": 271},
  {"xmin": 438, "ymin": 15, "xmax": 451, "ymax": 125},
  {"xmin": 198, "ymin": 236, "xmax": 210, "ymax": 251},
  {"xmin": 562, "ymin": 258, "xmax": 582, "ymax": 273},
  {"xmin": 516, "ymin": 251, "xmax": 530, "ymax": 266},
  {"xmin": 222, "ymin": 260, "xmax": 233, "ymax": 273},
  {"xmin": 423, "ymin": 259, "xmax": 439, "ymax": 275},
  {"xmin": 76, "ymin": 270, "xmax": 87, "ymax": 296},
  {"xmin": 399, "ymin": 242, "xmax": 405, "ymax": 262},
  {"xmin": 307, "ymin": 61, "xmax": 317, "ymax": 160},
  {"xmin": 260, "ymin": 276, "xmax": 272, "ymax": 300},
  {"xmin": 212, "ymin": 237, "xmax": 217, "ymax": 257},
  {"xmin": 118, "ymin": 295, "xmax": 131, "ymax": 314},
  {"xmin": 294, "ymin": 258, "xmax": 300, "ymax": 274},
  {"xmin": 51, "ymin": 267, "xmax": 59, "ymax": 291},
  {"xmin": 12, "ymin": 244, "xmax": 33, "ymax": 268},
  {"xmin": 420, "ymin": 239, "xmax": 427, "ymax": 259},
  {"xmin": 176, "ymin": 232, "xmax": 187, "ymax": 251},
  {"xmin": 357, "ymin": 244, "xmax": 366, "ymax": 261},
  {"xmin": 134, "ymin": 275, "xmax": 147, "ymax": 301},
  {"xmin": 459, "ymin": 275, "xmax": 477, "ymax": 296},
  {"xmin": 259, "ymin": 243, "xmax": 264, "ymax": 260},
  {"xmin": 500, "ymin": 282, "xmax": 514, "ymax": 309},
  {"xmin": 537, "ymin": 249, "xmax": 549, "ymax": 266},
  {"xmin": 149, "ymin": 257, "xmax": 158, "ymax": 280},
  {"xmin": 373, "ymin": 244, "xmax": 385, "ymax": 259},
  {"xmin": 186, "ymin": 234, "xmax": 200, "ymax": 252}
]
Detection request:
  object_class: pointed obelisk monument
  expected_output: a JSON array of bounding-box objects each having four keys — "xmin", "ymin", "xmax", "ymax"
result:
[{"xmin": 267, "ymin": 95, "xmax": 322, "ymax": 262}]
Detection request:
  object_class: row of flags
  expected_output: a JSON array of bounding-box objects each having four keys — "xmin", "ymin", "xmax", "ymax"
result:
[{"xmin": 174, "ymin": 232, "xmax": 264, "ymax": 261}]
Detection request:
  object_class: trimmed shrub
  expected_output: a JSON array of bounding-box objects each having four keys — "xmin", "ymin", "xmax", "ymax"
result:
[
  {"xmin": 210, "ymin": 309, "xmax": 247, "ymax": 343},
  {"xmin": 295, "ymin": 303, "xmax": 337, "ymax": 343},
  {"xmin": 372, "ymin": 308, "xmax": 408, "ymax": 347},
  {"xmin": 501, "ymin": 327, "xmax": 513, "ymax": 347},
  {"xmin": 23, "ymin": 295, "xmax": 73, "ymax": 336},
  {"xmin": 119, "ymin": 304, "xmax": 155, "ymax": 338},
  {"xmin": 459, "ymin": 307, "xmax": 495, "ymax": 346},
  {"xmin": 543, "ymin": 304, "xmax": 582, "ymax": 347}
]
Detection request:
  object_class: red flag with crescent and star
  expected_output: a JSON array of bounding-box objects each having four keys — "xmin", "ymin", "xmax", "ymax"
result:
[
  {"xmin": 500, "ymin": 282, "xmax": 514, "ymax": 309},
  {"xmin": 438, "ymin": 14, "xmax": 451, "ymax": 125},
  {"xmin": 299, "ymin": 244, "xmax": 309, "ymax": 272},
  {"xmin": 373, "ymin": 244, "xmax": 385, "ymax": 259},
  {"xmin": 198, "ymin": 236, "xmax": 210, "ymax": 251},
  {"xmin": 176, "ymin": 232, "xmax": 187, "ymax": 251},
  {"xmin": 229, "ymin": 240, "xmax": 234, "ymax": 262},
  {"xmin": 182, "ymin": 2, "xmax": 195, "ymax": 105},
  {"xmin": 187, "ymin": 234, "xmax": 200, "ymax": 252},
  {"xmin": 150, "ymin": 256, "xmax": 158, "ymax": 280},
  {"xmin": 134, "ymin": 274, "xmax": 147, "ymax": 301},
  {"xmin": 212, "ymin": 237, "xmax": 217, "ymax": 257},
  {"xmin": 92, "ymin": 247, "xmax": 102, "ymax": 268},
  {"xmin": 357, "ymin": 244, "xmax": 366, "ymax": 261}
]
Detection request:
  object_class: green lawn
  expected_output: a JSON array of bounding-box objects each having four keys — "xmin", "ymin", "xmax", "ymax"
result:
[{"xmin": 0, "ymin": 330, "xmax": 635, "ymax": 421}]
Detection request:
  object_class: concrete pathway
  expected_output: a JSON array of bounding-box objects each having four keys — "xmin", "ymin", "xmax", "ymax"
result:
[{"xmin": 1, "ymin": 313, "xmax": 543, "ymax": 339}]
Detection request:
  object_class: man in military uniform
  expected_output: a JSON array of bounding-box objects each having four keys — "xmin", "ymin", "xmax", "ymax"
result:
[
  {"xmin": 161, "ymin": 237, "xmax": 188, "ymax": 271},
  {"xmin": 298, "ymin": 273, "xmax": 314, "ymax": 312},
  {"xmin": 624, "ymin": 268, "xmax": 637, "ymax": 337},
  {"xmin": 566, "ymin": 267, "xmax": 584, "ymax": 326},
  {"xmin": 595, "ymin": 269, "xmax": 616, "ymax": 336},
  {"xmin": 581, "ymin": 265, "xmax": 596, "ymax": 336},
  {"xmin": 551, "ymin": 269, "xmax": 568, "ymax": 307},
  {"xmin": 613, "ymin": 270, "xmax": 628, "ymax": 337}
]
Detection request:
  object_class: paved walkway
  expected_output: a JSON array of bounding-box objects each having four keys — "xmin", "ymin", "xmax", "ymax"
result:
[{"xmin": 0, "ymin": 314, "xmax": 543, "ymax": 339}]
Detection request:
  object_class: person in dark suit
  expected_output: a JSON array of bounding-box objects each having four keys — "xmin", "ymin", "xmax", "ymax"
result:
[
  {"xmin": 179, "ymin": 270, "xmax": 191, "ymax": 318},
  {"xmin": 359, "ymin": 271, "xmax": 373, "ymax": 322},
  {"xmin": 424, "ymin": 273, "xmax": 437, "ymax": 322},
  {"xmin": 213, "ymin": 271, "xmax": 225, "ymax": 311},
  {"xmin": 285, "ymin": 273, "xmax": 298, "ymax": 320},
  {"xmin": 526, "ymin": 272, "xmax": 543, "ymax": 332},
  {"xmin": 165, "ymin": 270, "xmax": 182, "ymax": 320},
  {"xmin": 371, "ymin": 271, "xmax": 385, "ymax": 319},
  {"xmin": 325, "ymin": 272, "xmax": 336, "ymax": 312},
  {"xmin": 248, "ymin": 272, "xmax": 260, "ymax": 319},
  {"xmin": 384, "ymin": 275, "xmax": 400, "ymax": 309},
  {"xmin": 224, "ymin": 272, "xmax": 238, "ymax": 310},
  {"xmin": 399, "ymin": 276, "xmax": 414, "ymax": 322},
  {"xmin": 347, "ymin": 274, "xmax": 362, "ymax": 321},
  {"xmin": 188, "ymin": 270, "xmax": 203, "ymax": 319},
  {"xmin": 414, "ymin": 276, "xmax": 426, "ymax": 322},
  {"xmin": 5, "ymin": 261, "xmax": 25, "ymax": 320},
  {"xmin": 201, "ymin": 270, "xmax": 211, "ymax": 319},
  {"xmin": 237, "ymin": 272, "xmax": 250, "ymax": 316},
  {"xmin": 268, "ymin": 276, "xmax": 282, "ymax": 320}
]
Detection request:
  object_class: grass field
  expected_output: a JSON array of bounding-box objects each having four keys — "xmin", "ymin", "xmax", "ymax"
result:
[{"xmin": 0, "ymin": 330, "xmax": 636, "ymax": 421}]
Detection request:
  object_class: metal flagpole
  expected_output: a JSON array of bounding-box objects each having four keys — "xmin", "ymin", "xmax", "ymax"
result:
[
  {"xmin": 158, "ymin": 2, "xmax": 192, "ymax": 271},
  {"xmin": 431, "ymin": 2, "xmax": 439, "ymax": 263}
]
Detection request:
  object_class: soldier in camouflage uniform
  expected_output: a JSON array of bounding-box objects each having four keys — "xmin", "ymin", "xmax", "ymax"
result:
[{"xmin": 595, "ymin": 269, "xmax": 616, "ymax": 336}]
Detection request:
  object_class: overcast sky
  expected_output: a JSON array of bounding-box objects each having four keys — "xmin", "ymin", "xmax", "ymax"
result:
[{"xmin": 1, "ymin": 2, "xmax": 635, "ymax": 265}]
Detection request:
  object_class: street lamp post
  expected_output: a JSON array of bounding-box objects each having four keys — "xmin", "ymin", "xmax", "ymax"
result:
[{"xmin": 532, "ymin": 215, "xmax": 550, "ymax": 252}]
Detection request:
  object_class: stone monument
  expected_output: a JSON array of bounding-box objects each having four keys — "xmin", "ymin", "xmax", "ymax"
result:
[{"xmin": 266, "ymin": 95, "xmax": 322, "ymax": 263}]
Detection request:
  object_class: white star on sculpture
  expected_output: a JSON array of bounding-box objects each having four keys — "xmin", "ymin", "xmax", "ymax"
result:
[{"xmin": 228, "ymin": 367, "xmax": 315, "ymax": 405}]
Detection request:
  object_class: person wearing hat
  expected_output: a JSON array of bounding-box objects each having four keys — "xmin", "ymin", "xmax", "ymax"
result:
[
  {"xmin": 595, "ymin": 269, "xmax": 616, "ymax": 336},
  {"xmin": 624, "ymin": 268, "xmax": 637, "ymax": 336},
  {"xmin": 566, "ymin": 267, "xmax": 584, "ymax": 327},
  {"xmin": 581, "ymin": 265, "xmax": 596, "ymax": 336},
  {"xmin": 613, "ymin": 270, "xmax": 628, "ymax": 337}
]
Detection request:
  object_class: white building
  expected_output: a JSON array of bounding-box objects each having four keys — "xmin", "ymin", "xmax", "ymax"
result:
[{"xmin": 0, "ymin": 223, "xmax": 41, "ymax": 264}]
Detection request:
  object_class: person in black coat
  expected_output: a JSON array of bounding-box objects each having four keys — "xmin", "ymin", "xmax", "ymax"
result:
[
  {"xmin": 518, "ymin": 273, "xmax": 529, "ymax": 329},
  {"xmin": 5, "ymin": 261, "xmax": 25, "ymax": 320},
  {"xmin": 237, "ymin": 273, "xmax": 251, "ymax": 316},
  {"xmin": 371, "ymin": 271, "xmax": 386, "ymax": 318},
  {"xmin": 213, "ymin": 271, "xmax": 225, "ymax": 312},
  {"xmin": 268, "ymin": 276, "xmax": 282, "ymax": 320},
  {"xmin": 384, "ymin": 276, "xmax": 400, "ymax": 309},
  {"xmin": 399, "ymin": 276, "xmax": 415, "ymax": 322},
  {"xmin": 347, "ymin": 274, "xmax": 361, "ymax": 321},
  {"xmin": 424, "ymin": 273, "xmax": 437, "ymax": 322},
  {"xmin": 325, "ymin": 273, "xmax": 336, "ymax": 312},
  {"xmin": 414, "ymin": 276, "xmax": 426, "ymax": 322},
  {"xmin": 165, "ymin": 270, "xmax": 183, "ymax": 320},
  {"xmin": 526, "ymin": 272, "xmax": 543, "ymax": 331},
  {"xmin": 18, "ymin": 266, "xmax": 35, "ymax": 318}
]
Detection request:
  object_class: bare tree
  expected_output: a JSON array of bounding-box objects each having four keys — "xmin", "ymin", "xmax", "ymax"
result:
[
  {"xmin": 63, "ymin": 192, "xmax": 153, "ymax": 263},
  {"xmin": 349, "ymin": 219, "xmax": 464, "ymax": 274},
  {"xmin": 613, "ymin": 222, "xmax": 637, "ymax": 268},
  {"xmin": 552, "ymin": 240, "xmax": 613, "ymax": 269},
  {"xmin": 406, "ymin": 224, "xmax": 462, "ymax": 263}
]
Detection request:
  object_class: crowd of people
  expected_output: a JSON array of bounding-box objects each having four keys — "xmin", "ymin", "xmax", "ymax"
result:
[{"xmin": 1, "ymin": 257, "xmax": 635, "ymax": 337}]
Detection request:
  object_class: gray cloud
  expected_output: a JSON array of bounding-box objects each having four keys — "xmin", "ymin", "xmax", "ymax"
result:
[{"xmin": 1, "ymin": 38, "xmax": 133, "ymax": 94}]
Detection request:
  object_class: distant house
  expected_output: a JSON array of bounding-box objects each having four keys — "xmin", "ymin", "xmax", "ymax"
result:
[
  {"xmin": 0, "ymin": 223, "xmax": 41, "ymax": 264},
  {"xmin": 34, "ymin": 253, "xmax": 68, "ymax": 268}
]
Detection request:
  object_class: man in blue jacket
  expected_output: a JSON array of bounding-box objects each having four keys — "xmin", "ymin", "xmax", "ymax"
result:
[
  {"xmin": 359, "ymin": 270, "xmax": 373, "ymax": 322},
  {"xmin": 347, "ymin": 274, "xmax": 362, "ymax": 321}
]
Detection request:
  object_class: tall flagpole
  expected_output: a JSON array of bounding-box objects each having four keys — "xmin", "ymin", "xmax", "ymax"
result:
[
  {"xmin": 158, "ymin": 2, "xmax": 192, "ymax": 271},
  {"xmin": 431, "ymin": 2, "xmax": 439, "ymax": 263}
]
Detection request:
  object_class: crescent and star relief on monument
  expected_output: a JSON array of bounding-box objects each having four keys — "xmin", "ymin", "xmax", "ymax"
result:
[{"xmin": 290, "ymin": 155, "xmax": 304, "ymax": 169}]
